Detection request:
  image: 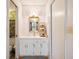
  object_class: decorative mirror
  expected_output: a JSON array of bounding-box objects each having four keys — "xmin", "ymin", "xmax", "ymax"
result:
[{"xmin": 29, "ymin": 16, "xmax": 39, "ymax": 36}]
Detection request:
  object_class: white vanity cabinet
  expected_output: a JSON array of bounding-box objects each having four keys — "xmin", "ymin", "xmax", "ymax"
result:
[{"xmin": 19, "ymin": 38, "xmax": 48, "ymax": 56}]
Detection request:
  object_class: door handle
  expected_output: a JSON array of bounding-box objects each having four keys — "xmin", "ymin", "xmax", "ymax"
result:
[{"xmin": 15, "ymin": 34, "xmax": 18, "ymax": 37}]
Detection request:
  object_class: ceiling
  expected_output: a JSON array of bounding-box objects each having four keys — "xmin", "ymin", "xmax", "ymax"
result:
[
  {"xmin": 9, "ymin": 0, "xmax": 15, "ymax": 9},
  {"xmin": 12, "ymin": 0, "xmax": 54, "ymax": 5}
]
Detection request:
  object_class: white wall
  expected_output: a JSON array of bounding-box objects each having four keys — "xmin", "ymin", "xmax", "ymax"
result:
[
  {"xmin": 19, "ymin": 5, "xmax": 47, "ymax": 37},
  {"xmin": 52, "ymin": 0, "xmax": 65, "ymax": 59},
  {"xmin": 52, "ymin": 0, "xmax": 73, "ymax": 59},
  {"xmin": 65, "ymin": 0, "xmax": 73, "ymax": 59},
  {"xmin": 13, "ymin": 0, "xmax": 50, "ymax": 38}
]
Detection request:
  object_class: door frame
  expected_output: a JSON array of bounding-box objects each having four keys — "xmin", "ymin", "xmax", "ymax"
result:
[{"xmin": 7, "ymin": 0, "xmax": 18, "ymax": 59}]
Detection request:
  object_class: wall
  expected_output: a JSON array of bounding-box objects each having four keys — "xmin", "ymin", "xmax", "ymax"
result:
[
  {"xmin": 19, "ymin": 5, "xmax": 48, "ymax": 37},
  {"xmin": 51, "ymin": 0, "xmax": 73, "ymax": 59},
  {"xmin": 52, "ymin": 0, "xmax": 65, "ymax": 59},
  {"xmin": 65, "ymin": 0, "xmax": 73, "ymax": 59}
]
